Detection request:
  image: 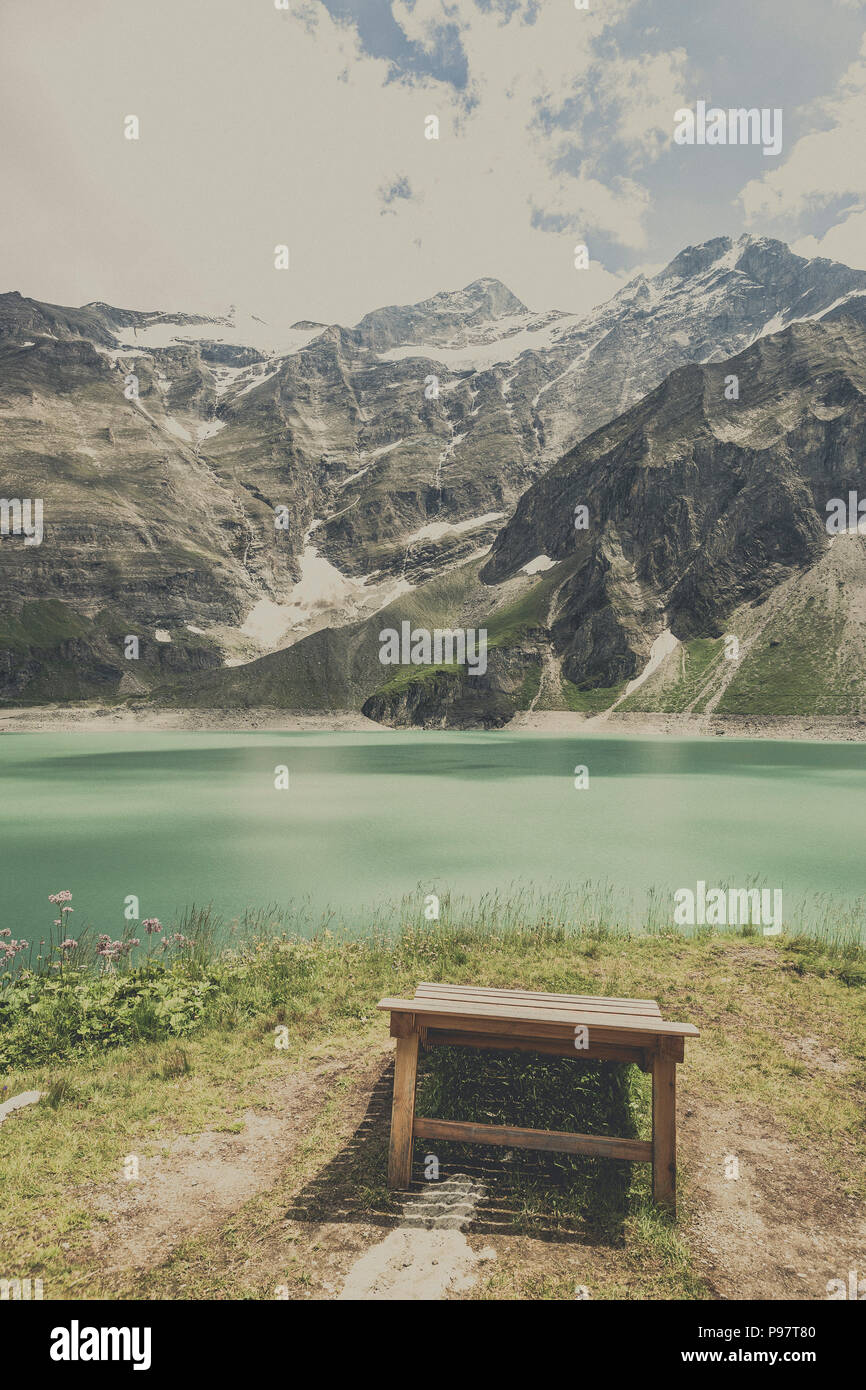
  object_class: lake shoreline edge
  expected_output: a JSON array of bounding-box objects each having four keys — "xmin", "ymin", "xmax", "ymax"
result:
[{"xmin": 3, "ymin": 702, "xmax": 866, "ymax": 742}]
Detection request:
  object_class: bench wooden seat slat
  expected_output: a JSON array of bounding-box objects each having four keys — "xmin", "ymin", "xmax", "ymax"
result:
[
  {"xmin": 416, "ymin": 1001, "xmax": 663, "ymax": 1023},
  {"xmin": 417, "ymin": 1000, "xmax": 662, "ymax": 1019},
  {"xmin": 378, "ymin": 995, "xmax": 698, "ymax": 1037},
  {"xmin": 379, "ymin": 981, "xmax": 698, "ymax": 1213},
  {"xmin": 416, "ymin": 981, "xmax": 660, "ymax": 1008},
  {"xmin": 414, "ymin": 983, "xmax": 662, "ymax": 1017}
]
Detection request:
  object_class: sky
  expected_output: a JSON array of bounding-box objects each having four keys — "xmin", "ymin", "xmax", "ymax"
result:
[{"xmin": 1, "ymin": 0, "xmax": 865, "ymax": 325}]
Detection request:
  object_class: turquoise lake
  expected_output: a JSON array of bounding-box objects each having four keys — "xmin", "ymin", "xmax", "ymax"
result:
[{"xmin": 1, "ymin": 731, "xmax": 865, "ymax": 940}]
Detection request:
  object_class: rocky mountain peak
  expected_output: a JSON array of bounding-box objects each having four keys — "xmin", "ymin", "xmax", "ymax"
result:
[
  {"xmin": 657, "ymin": 236, "xmax": 735, "ymax": 282},
  {"xmin": 348, "ymin": 277, "xmax": 529, "ymax": 352}
]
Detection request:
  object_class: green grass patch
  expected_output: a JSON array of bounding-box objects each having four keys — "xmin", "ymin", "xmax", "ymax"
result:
[
  {"xmin": 484, "ymin": 569, "xmax": 561, "ymax": 651},
  {"xmin": 0, "ymin": 599, "xmax": 91, "ymax": 653},
  {"xmin": 561, "ymin": 678, "xmax": 626, "ymax": 712},
  {"xmin": 719, "ymin": 599, "xmax": 849, "ymax": 714},
  {"xmin": 515, "ymin": 659, "xmax": 542, "ymax": 709},
  {"xmin": 618, "ymin": 637, "xmax": 724, "ymax": 714},
  {"xmin": 368, "ymin": 661, "xmax": 461, "ymax": 698}
]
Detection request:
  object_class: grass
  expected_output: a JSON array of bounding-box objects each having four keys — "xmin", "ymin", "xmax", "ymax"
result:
[
  {"xmin": 368, "ymin": 661, "xmax": 461, "ymax": 697},
  {"xmin": 0, "ymin": 599, "xmax": 91, "ymax": 653},
  {"xmin": 483, "ymin": 568, "xmax": 560, "ymax": 651},
  {"xmin": 618, "ymin": 637, "xmax": 724, "ymax": 714},
  {"xmin": 718, "ymin": 595, "xmax": 849, "ymax": 715},
  {"xmin": 615, "ymin": 584, "xmax": 859, "ymax": 718},
  {"xmin": 561, "ymin": 678, "xmax": 626, "ymax": 712},
  {"xmin": 1, "ymin": 887, "xmax": 865, "ymax": 1299},
  {"xmin": 515, "ymin": 659, "xmax": 543, "ymax": 709}
]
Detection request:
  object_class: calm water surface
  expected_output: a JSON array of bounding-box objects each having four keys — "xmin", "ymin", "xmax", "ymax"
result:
[{"xmin": 1, "ymin": 731, "xmax": 864, "ymax": 938}]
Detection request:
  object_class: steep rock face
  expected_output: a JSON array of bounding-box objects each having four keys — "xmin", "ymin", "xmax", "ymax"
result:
[
  {"xmin": 0, "ymin": 339, "xmax": 253, "ymax": 619},
  {"xmin": 0, "ymin": 602, "xmax": 222, "ymax": 703},
  {"xmin": 0, "ymin": 338, "xmax": 254, "ymax": 698},
  {"xmin": 187, "ymin": 236, "xmax": 866, "ymax": 596},
  {"xmin": 614, "ymin": 531, "xmax": 866, "ymax": 719},
  {"xmin": 511, "ymin": 236, "xmax": 866, "ymax": 464},
  {"xmin": 0, "ymin": 292, "xmax": 221, "ymax": 348},
  {"xmin": 3, "ymin": 235, "xmax": 866, "ymax": 702},
  {"xmin": 0, "ymin": 292, "xmax": 117, "ymax": 347},
  {"xmin": 157, "ymin": 313, "xmax": 866, "ymax": 724},
  {"xmin": 360, "ymin": 646, "xmax": 539, "ymax": 729},
  {"xmin": 481, "ymin": 318, "xmax": 866, "ymax": 689}
]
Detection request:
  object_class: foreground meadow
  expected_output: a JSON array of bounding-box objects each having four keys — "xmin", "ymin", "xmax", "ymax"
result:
[{"xmin": 1, "ymin": 893, "xmax": 864, "ymax": 1300}]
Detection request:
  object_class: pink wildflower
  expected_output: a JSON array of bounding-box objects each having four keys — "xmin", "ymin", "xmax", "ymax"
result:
[{"xmin": 0, "ymin": 938, "xmax": 28, "ymax": 964}]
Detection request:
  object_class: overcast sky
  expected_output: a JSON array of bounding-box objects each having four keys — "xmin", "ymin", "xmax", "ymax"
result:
[{"xmin": 2, "ymin": 0, "xmax": 865, "ymax": 325}]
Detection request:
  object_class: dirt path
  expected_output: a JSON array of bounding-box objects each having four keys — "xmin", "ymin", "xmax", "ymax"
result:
[
  {"xmin": 680, "ymin": 1091, "xmax": 866, "ymax": 1300},
  {"xmin": 337, "ymin": 1174, "xmax": 496, "ymax": 1299},
  {"xmin": 85, "ymin": 1060, "xmax": 351, "ymax": 1276},
  {"xmin": 281, "ymin": 1058, "xmax": 863, "ymax": 1301}
]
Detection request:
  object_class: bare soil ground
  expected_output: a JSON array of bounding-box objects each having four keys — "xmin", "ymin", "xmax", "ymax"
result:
[
  {"xmin": 680, "ymin": 1093, "xmax": 866, "ymax": 1301},
  {"xmin": 509, "ymin": 710, "xmax": 866, "ymax": 742},
  {"xmin": 86, "ymin": 1060, "xmax": 353, "ymax": 1277},
  {"xmin": 72, "ymin": 1043, "xmax": 863, "ymax": 1301}
]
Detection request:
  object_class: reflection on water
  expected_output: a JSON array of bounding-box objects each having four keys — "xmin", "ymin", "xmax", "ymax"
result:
[{"xmin": 1, "ymin": 730, "xmax": 864, "ymax": 939}]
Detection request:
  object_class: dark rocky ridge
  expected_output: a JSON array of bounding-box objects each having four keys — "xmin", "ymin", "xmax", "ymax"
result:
[{"xmin": 482, "ymin": 317, "xmax": 866, "ymax": 689}]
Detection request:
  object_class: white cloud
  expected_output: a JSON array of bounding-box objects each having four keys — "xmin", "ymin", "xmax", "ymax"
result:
[
  {"xmin": 381, "ymin": 0, "xmax": 685, "ymax": 302},
  {"xmin": 792, "ymin": 205, "xmax": 866, "ymax": 268},
  {"xmin": 558, "ymin": 48, "xmax": 690, "ymax": 170},
  {"xmin": 531, "ymin": 165, "xmax": 652, "ymax": 249},
  {"xmin": 738, "ymin": 33, "xmax": 866, "ymax": 267},
  {"xmin": 0, "ymin": 0, "xmax": 678, "ymax": 320}
]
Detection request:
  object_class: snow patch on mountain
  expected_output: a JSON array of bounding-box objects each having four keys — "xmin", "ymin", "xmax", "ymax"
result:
[
  {"xmin": 195, "ymin": 420, "xmax": 225, "ymax": 443},
  {"xmin": 622, "ymin": 629, "xmax": 680, "ymax": 698},
  {"xmin": 112, "ymin": 309, "xmax": 323, "ymax": 357},
  {"xmin": 161, "ymin": 416, "xmax": 193, "ymax": 443},
  {"xmin": 406, "ymin": 512, "xmax": 505, "ymax": 545},
  {"xmin": 236, "ymin": 547, "xmax": 415, "ymax": 654},
  {"xmin": 378, "ymin": 314, "xmax": 582, "ymax": 370}
]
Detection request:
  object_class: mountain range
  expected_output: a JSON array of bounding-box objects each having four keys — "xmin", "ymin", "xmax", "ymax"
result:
[{"xmin": 2, "ymin": 233, "xmax": 866, "ymax": 723}]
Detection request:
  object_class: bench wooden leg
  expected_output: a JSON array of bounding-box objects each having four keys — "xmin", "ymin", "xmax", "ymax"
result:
[
  {"xmin": 387, "ymin": 1031, "xmax": 420, "ymax": 1189},
  {"xmin": 652, "ymin": 1053, "xmax": 677, "ymax": 1213}
]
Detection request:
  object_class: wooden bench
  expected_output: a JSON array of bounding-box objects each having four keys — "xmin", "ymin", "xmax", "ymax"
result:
[{"xmin": 378, "ymin": 982, "xmax": 699, "ymax": 1213}]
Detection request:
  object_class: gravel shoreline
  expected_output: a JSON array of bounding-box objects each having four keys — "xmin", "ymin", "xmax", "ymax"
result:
[
  {"xmin": 2, "ymin": 703, "xmax": 866, "ymax": 741},
  {"xmin": 507, "ymin": 709, "xmax": 866, "ymax": 741},
  {"xmin": 0, "ymin": 705, "xmax": 384, "ymax": 734}
]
